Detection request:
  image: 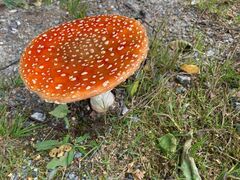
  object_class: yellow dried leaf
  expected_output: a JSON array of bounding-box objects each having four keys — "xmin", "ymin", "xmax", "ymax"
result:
[
  {"xmin": 33, "ymin": 154, "xmax": 41, "ymax": 161},
  {"xmin": 57, "ymin": 150, "xmax": 65, "ymax": 157},
  {"xmin": 180, "ymin": 64, "xmax": 200, "ymax": 74},
  {"xmin": 59, "ymin": 144, "xmax": 72, "ymax": 152},
  {"xmin": 127, "ymin": 162, "xmax": 135, "ymax": 173},
  {"xmin": 133, "ymin": 169, "xmax": 145, "ymax": 180},
  {"xmin": 49, "ymin": 148, "xmax": 59, "ymax": 158}
]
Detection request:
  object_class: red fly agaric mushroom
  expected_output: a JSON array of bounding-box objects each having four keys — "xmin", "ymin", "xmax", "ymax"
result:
[{"xmin": 19, "ymin": 15, "xmax": 149, "ymax": 112}]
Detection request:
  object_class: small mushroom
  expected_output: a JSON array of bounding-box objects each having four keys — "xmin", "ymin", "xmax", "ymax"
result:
[{"xmin": 19, "ymin": 15, "xmax": 149, "ymax": 112}]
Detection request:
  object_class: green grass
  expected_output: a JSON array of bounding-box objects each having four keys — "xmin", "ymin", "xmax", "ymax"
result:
[
  {"xmin": 86, "ymin": 32, "xmax": 240, "ymax": 178},
  {"xmin": 0, "ymin": 138, "xmax": 27, "ymax": 179},
  {"xmin": 60, "ymin": 0, "xmax": 88, "ymax": 19},
  {"xmin": 3, "ymin": 0, "xmax": 28, "ymax": 9},
  {"xmin": 0, "ymin": 105, "xmax": 40, "ymax": 138},
  {"xmin": 3, "ymin": 0, "xmax": 88, "ymax": 19},
  {"xmin": 195, "ymin": 0, "xmax": 239, "ymax": 20}
]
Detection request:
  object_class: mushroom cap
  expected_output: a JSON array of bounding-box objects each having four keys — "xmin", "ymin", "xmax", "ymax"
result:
[{"xmin": 19, "ymin": 14, "xmax": 149, "ymax": 103}]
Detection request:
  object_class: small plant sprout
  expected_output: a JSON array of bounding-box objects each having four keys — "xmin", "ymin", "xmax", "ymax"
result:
[
  {"xmin": 19, "ymin": 15, "xmax": 149, "ymax": 113},
  {"xmin": 49, "ymin": 104, "xmax": 70, "ymax": 129}
]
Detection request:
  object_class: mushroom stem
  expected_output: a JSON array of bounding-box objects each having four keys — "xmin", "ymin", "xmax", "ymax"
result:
[{"xmin": 90, "ymin": 91, "xmax": 115, "ymax": 113}]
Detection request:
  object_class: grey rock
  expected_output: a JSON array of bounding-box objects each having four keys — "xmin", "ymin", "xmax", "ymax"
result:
[
  {"xmin": 176, "ymin": 86, "xmax": 187, "ymax": 94},
  {"xmin": 74, "ymin": 152, "xmax": 83, "ymax": 159},
  {"xmin": 10, "ymin": 172, "xmax": 18, "ymax": 180},
  {"xmin": 122, "ymin": 105, "xmax": 129, "ymax": 115},
  {"xmin": 176, "ymin": 74, "xmax": 191, "ymax": 87},
  {"xmin": 66, "ymin": 172, "xmax": 79, "ymax": 180},
  {"xmin": 231, "ymin": 97, "xmax": 240, "ymax": 111},
  {"xmin": 30, "ymin": 112, "xmax": 46, "ymax": 122}
]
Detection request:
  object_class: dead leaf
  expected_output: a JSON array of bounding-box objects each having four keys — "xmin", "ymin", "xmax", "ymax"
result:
[
  {"xmin": 33, "ymin": 154, "xmax": 41, "ymax": 161},
  {"xmin": 169, "ymin": 40, "xmax": 193, "ymax": 53},
  {"xmin": 62, "ymin": 144, "xmax": 72, "ymax": 152},
  {"xmin": 57, "ymin": 150, "xmax": 65, "ymax": 157},
  {"xmin": 49, "ymin": 148, "xmax": 59, "ymax": 158},
  {"xmin": 133, "ymin": 169, "xmax": 145, "ymax": 180},
  {"xmin": 180, "ymin": 64, "xmax": 200, "ymax": 74},
  {"xmin": 236, "ymin": 91, "xmax": 240, "ymax": 98},
  {"xmin": 127, "ymin": 162, "xmax": 135, "ymax": 173}
]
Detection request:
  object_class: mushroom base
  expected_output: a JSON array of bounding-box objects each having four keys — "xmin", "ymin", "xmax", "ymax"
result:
[{"xmin": 90, "ymin": 91, "xmax": 115, "ymax": 113}]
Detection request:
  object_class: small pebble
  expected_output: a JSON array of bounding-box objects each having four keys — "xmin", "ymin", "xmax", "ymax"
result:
[
  {"xmin": 74, "ymin": 152, "xmax": 83, "ymax": 159},
  {"xmin": 231, "ymin": 97, "xmax": 240, "ymax": 111},
  {"xmin": 176, "ymin": 86, "xmax": 187, "ymax": 94},
  {"xmin": 30, "ymin": 112, "xmax": 46, "ymax": 122},
  {"xmin": 66, "ymin": 172, "xmax": 78, "ymax": 180},
  {"xmin": 176, "ymin": 74, "xmax": 191, "ymax": 87},
  {"xmin": 122, "ymin": 105, "xmax": 129, "ymax": 115}
]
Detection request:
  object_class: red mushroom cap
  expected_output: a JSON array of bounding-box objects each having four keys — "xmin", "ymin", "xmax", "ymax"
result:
[{"xmin": 19, "ymin": 15, "xmax": 149, "ymax": 103}]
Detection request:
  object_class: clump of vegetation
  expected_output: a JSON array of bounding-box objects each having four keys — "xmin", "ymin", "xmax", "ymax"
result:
[
  {"xmin": 3, "ymin": 0, "xmax": 28, "ymax": 9},
  {"xmin": 195, "ymin": 0, "xmax": 239, "ymax": 20},
  {"xmin": 3, "ymin": 0, "xmax": 88, "ymax": 19},
  {"xmin": 0, "ymin": 105, "xmax": 40, "ymax": 138},
  {"xmin": 35, "ymin": 134, "xmax": 99, "ymax": 170},
  {"xmin": 60, "ymin": 0, "xmax": 88, "ymax": 18}
]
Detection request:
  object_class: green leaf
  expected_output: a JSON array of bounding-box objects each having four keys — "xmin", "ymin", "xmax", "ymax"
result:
[
  {"xmin": 76, "ymin": 147, "xmax": 87, "ymax": 155},
  {"xmin": 75, "ymin": 134, "xmax": 90, "ymax": 144},
  {"xmin": 35, "ymin": 140, "xmax": 62, "ymax": 151},
  {"xmin": 49, "ymin": 104, "xmax": 70, "ymax": 118},
  {"xmin": 47, "ymin": 156, "xmax": 67, "ymax": 169},
  {"xmin": 62, "ymin": 135, "xmax": 70, "ymax": 143},
  {"xmin": 181, "ymin": 130, "xmax": 201, "ymax": 180},
  {"xmin": 127, "ymin": 80, "xmax": 140, "ymax": 97},
  {"xmin": 47, "ymin": 151, "xmax": 74, "ymax": 169},
  {"xmin": 157, "ymin": 133, "xmax": 177, "ymax": 154},
  {"xmin": 67, "ymin": 149, "xmax": 74, "ymax": 165},
  {"xmin": 181, "ymin": 156, "xmax": 201, "ymax": 180}
]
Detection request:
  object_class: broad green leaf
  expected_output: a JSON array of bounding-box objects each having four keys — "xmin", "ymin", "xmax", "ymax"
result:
[
  {"xmin": 49, "ymin": 104, "xmax": 70, "ymax": 118},
  {"xmin": 181, "ymin": 156, "xmax": 201, "ymax": 180},
  {"xmin": 47, "ymin": 156, "xmax": 67, "ymax": 169},
  {"xmin": 181, "ymin": 130, "xmax": 201, "ymax": 180},
  {"xmin": 62, "ymin": 135, "xmax": 70, "ymax": 144},
  {"xmin": 35, "ymin": 140, "xmax": 62, "ymax": 151},
  {"xmin": 127, "ymin": 80, "xmax": 140, "ymax": 97},
  {"xmin": 75, "ymin": 134, "xmax": 90, "ymax": 144},
  {"xmin": 157, "ymin": 133, "xmax": 177, "ymax": 154},
  {"xmin": 67, "ymin": 149, "xmax": 74, "ymax": 165}
]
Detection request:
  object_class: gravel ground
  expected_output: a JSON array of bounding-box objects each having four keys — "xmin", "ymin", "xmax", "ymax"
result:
[
  {"xmin": 0, "ymin": 0, "xmax": 239, "ymax": 78},
  {"xmin": 0, "ymin": 1, "xmax": 67, "ymax": 77}
]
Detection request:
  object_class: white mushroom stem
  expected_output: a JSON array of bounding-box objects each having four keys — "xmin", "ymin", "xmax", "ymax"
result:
[{"xmin": 90, "ymin": 91, "xmax": 115, "ymax": 113}]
